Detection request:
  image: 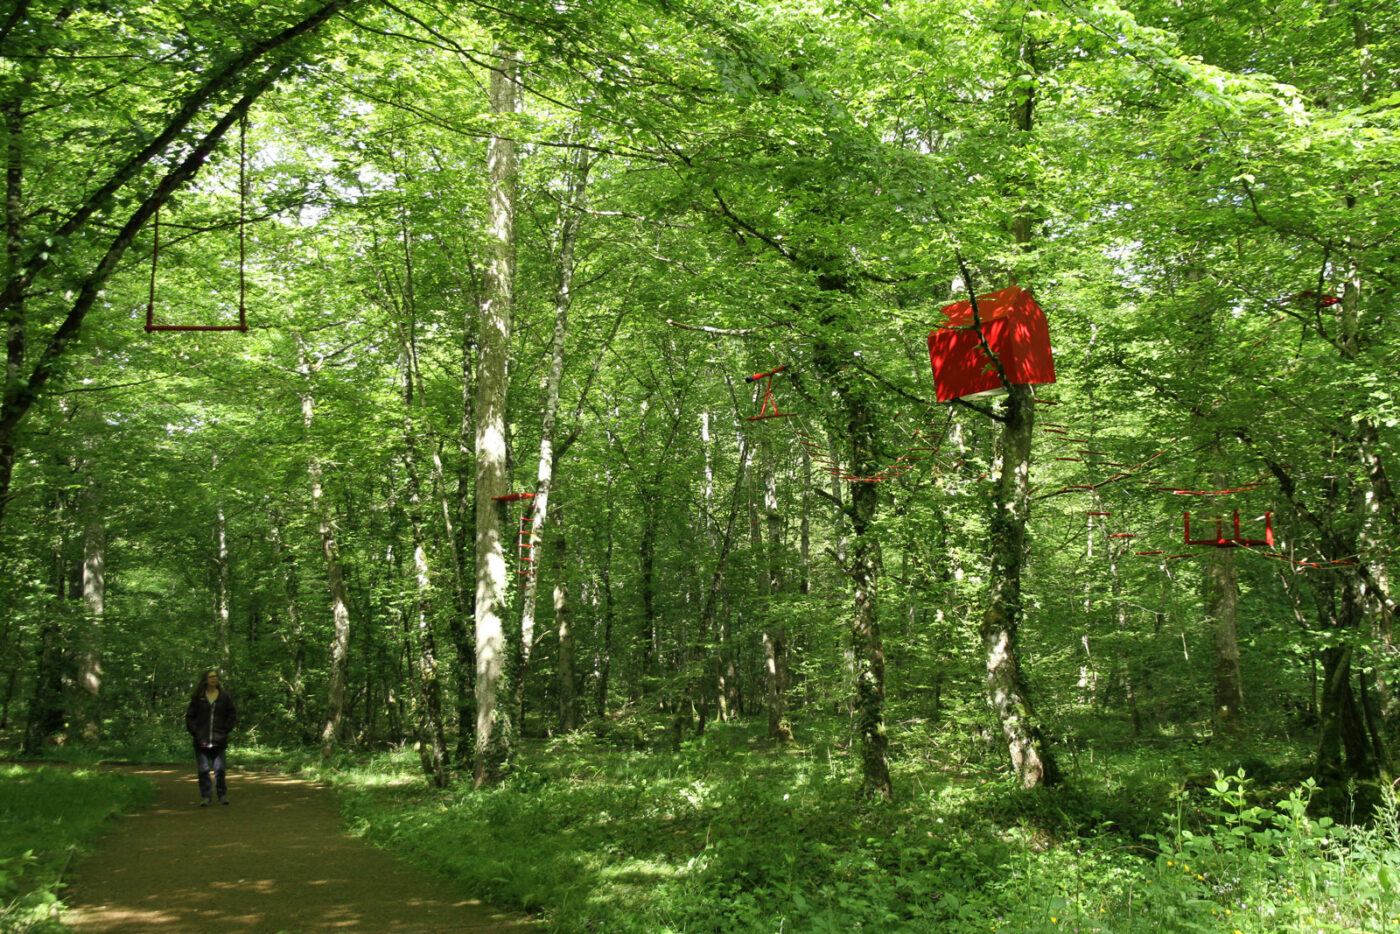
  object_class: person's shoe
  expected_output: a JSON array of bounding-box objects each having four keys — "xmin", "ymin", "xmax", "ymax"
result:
[
  {"xmin": 200, "ymin": 798, "xmax": 212, "ymax": 807},
  {"xmin": 219, "ymin": 795, "xmax": 229, "ymax": 805}
]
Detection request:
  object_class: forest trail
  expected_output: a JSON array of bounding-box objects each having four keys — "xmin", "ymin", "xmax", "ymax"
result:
[{"xmin": 62, "ymin": 765, "xmax": 532, "ymax": 933}]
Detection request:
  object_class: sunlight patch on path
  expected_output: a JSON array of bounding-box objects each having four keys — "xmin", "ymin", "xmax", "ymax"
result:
[{"xmin": 64, "ymin": 766, "xmax": 531, "ymax": 933}]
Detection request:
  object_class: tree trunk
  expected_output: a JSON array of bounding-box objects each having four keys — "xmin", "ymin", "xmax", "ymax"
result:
[
  {"xmin": 975, "ymin": 30, "xmax": 1058, "ymax": 789},
  {"xmin": 24, "ymin": 487, "xmax": 70, "ymax": 752},
  {"xmin": 383, "ymin": 177, "xmax": 451, "ymax": 784},
  {"xmin": 799, "ymin": 443, "xmax": 811, "ymax": 596},
  {"xmin": 269, "ymin": 510, "xmax": 308, "ymax": 737},
  {"xmin": 0, "ymin": 55, "xmax": 30, "ymax": 536},
  {"xmin": 596, "ymin": 492, "xmax": 616, "ymax": 718},
  {"xmin": 813, "ymin": 323, "xmax": 892, "ymax": 800},
  {"xmin": 515, "ymin": 145, "xmax": 589, "ymax": 730},
  {"xmin": 638, "ymin": 494, "xmax": 659, "ymax": 690},
  {"xmin": 408, "ymin": 485, "xmax": 449, "ymax": 786},
  {"xmin": 473, "ymin": 49, "xmax": 520, "ymax": 788},
  {"xmin": 75, "ymin": 470, "xmax": 103, "ymax": 743},
  {"xmin": 451, "ymin": 313, "xmax": 476, "ymax": 764},
  {"xmin": 688, "ymin": 437, "xmax": 753, "ymax": 742},
  {"xmin": 762, "ymin": 444, "xmax": 792, "ymax": 744},
  {"xmin": 554, "ymin": 506, "xmax": 578, "ymax": 732},
  {"xmin": 1204, "ymin": 542, "xmax": 1244, "ymax": 730},
  {"xmin": 848, "ymin": 437, "xmax": 890, "ymax": 800},
  {"xmin": 1316, "ymin": 642, "xmax": 1376, "ymax": 782},
  {"xmin": 1257, "ymin": 229, "xmax": 1392, "ymax": 781},
  {"xmin": 403, "ymin": 373, "xmax": 450, "ymax": 785},
  {"xmin": 981, "ymin": 385, "xmax": 1059, "ymax": 788},
  {"xmin": 298, "ymin": 353, "xmax": 352, "ymax": 759},
  {"xmin": 213, "ymin": 459, "xmax": 232, "ymax": 672}
]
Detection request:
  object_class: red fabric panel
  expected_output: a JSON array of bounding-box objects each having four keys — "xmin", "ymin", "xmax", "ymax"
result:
[{"xmin": 927, "ymin": 286, "xmax": 1057, "ymax": 402}]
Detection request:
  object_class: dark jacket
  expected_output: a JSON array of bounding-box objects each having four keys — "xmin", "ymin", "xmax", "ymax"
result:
[{"xmin": 185, "ymin": 690, "xmax": 237, "ymax": 749}]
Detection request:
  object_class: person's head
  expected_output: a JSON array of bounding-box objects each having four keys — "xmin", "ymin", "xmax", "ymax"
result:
[{"xmin": 192, "ymin": 669, "xmax": 221, "ymax": 700}]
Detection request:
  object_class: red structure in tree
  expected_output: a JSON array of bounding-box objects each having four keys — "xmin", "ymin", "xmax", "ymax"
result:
[
  {"xmin": 1184, "ymin": 510, "xmax": 1274, "ymax": 548},
  {"xmin": 927, "ymin": 286, "xmax": 1056, "ymax": 402},
  {"xmin": 491, "ymin": 492, "xmax": 537, "ymax": 576},
  {"xmin": 745, "ymin": 365, "xmax": 795, "ymax": 420}
]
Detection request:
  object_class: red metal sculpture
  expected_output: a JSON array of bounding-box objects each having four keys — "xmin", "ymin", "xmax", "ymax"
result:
[
  {"xmin": 1184, "ymin": 510, "xmax": 1274, "ymax": 548},
  {"xmin": 745, "ymin": 365, "xmax": 795, "ymax": 420},
  {"xmin": 927, "ymin": 286, "xmax": 1056, "ymax": 402}
]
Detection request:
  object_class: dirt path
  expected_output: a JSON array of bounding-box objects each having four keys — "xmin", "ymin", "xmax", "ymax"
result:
[{"xmin": 63, "ymin": 765, "xmax": 533, "ymax": 933}]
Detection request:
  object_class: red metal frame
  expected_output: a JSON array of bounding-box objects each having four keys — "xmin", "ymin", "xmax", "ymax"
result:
[
  {"xmin": 745, "ymin": 365, "xmax": 795, "ymax": 420},
  {"xmin": 1184, "ymin": 510, "xmax": 1274, "ymax": 548}
]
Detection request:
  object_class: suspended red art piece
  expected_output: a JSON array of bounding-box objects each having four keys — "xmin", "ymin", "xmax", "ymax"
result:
[
  {"xmin": 1184, "ymin": 510, "xmax": 1274, "ymax": 548},
  {"xmin": 927, "ymin": 285, "xmax": 1056, "ymax": 402},
  {"xmin": 745, "ymin": 365, "xmax": 795, "ymax": 420}
]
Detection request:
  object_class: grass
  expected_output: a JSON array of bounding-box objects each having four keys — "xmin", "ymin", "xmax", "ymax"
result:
[
  {"xmin": 0, "ymin": 764, "xmax": 153, "ymax": 932},
  {"xmin": 322, "ymin": 712, "xmax": 1400, "ymax": 933}
]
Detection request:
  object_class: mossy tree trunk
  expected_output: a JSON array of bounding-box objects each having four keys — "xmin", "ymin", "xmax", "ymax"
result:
[{"xmin": 981, "ymin": 384, "xmax": 1059, "ymax": 788}]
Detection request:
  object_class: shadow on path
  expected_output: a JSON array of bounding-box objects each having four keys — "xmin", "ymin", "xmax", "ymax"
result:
[{"xmin": 64, "ymin": 765, "xmax": 533, "ymax": 933}]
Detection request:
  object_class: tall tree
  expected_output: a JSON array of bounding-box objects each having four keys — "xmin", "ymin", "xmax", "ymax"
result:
[
  {"xmin": 972, "ymin": 19, "xmax": 1059, "ymax": 790},
  {"xmin": 516, "ymin": 144, "xmax": 591, "ymax": 727},
  {"xmin": 473, "ymin": 48, "xmax": 521, "ymax": 788}
]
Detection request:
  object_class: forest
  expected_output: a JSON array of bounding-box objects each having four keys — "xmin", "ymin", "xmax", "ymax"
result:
[{"xmin": 1, "ymin": 0, "xmax": 1399, "ymax": 931}]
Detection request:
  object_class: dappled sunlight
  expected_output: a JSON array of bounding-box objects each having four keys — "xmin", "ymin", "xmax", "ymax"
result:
[{"xmin": 61, "ymin": 766, "xmax": 532, "ymax": 932}]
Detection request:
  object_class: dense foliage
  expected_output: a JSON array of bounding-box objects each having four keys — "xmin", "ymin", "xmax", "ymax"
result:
[{"xmin": 1, "ymin": 0, "xmax": 1398, "ymax": 929}]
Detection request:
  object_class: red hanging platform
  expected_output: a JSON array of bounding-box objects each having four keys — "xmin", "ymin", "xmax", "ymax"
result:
[
  {"xmin": 927, "ymin": 286, "xmax": 1056, "ymax": 402},
  {"xmin": 1184, "ymin": 510, "xmax": 1273, "ymax": 548}
]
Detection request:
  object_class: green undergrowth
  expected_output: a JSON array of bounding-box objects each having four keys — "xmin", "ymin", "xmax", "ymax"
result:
[
  {"xmin": 0, "ymin": 765, "xmax": 152, "ymax": 932},
  {"xmin": 327, "ymin": 717, "xmax": 1400, "ymax": 933}
]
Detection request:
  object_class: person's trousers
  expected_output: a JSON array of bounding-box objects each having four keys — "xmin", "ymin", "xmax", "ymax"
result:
[{"xmin": 196, "ymin": 746, "xmax": 227, "ymax": 799}]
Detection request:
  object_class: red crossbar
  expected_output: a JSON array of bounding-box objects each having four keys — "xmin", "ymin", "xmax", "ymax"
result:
[{"xmin": 745, "ymin": 365, "xmax": 793, "ymax": 420}]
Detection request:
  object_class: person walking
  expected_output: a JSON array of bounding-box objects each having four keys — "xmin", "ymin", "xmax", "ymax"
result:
[{"xmin": 184, "ymin": 668, "xmax": 237, "ymax": 806}]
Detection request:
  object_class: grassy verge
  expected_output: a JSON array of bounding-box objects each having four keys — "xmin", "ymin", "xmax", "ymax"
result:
[
  {"xmin": 0, "ymin": 764, "xmax": 153, "ymax": 932},
  {"xmin": 325, "ymin": 715, "xmax": 1400, "ymax": 933}
]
